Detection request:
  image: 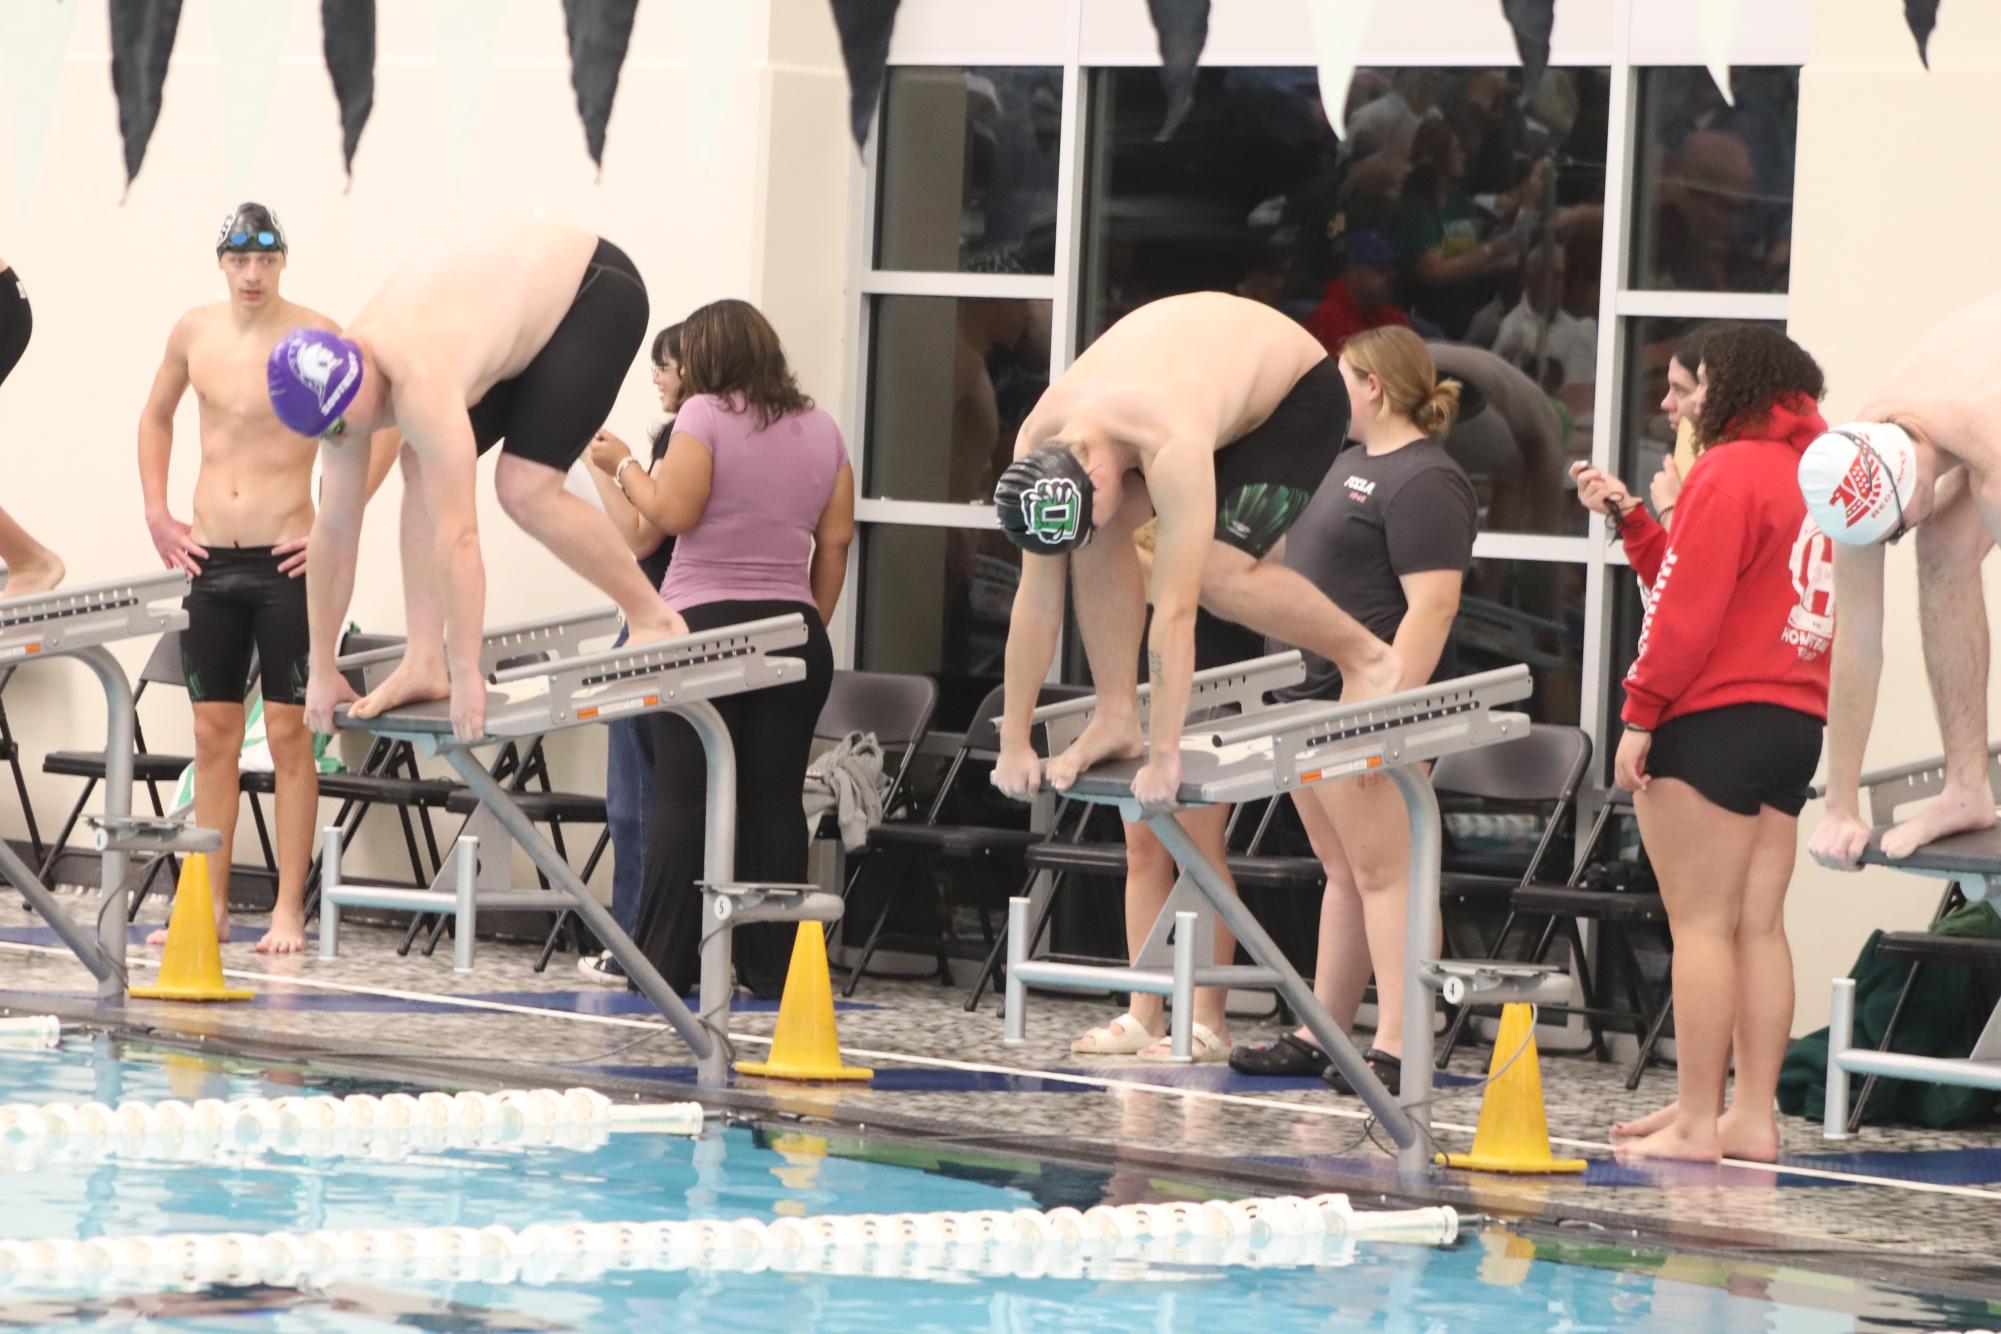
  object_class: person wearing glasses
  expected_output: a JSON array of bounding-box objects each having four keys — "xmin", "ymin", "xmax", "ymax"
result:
[
  {"xmin": 1802, "ymin": 293, "xmax": 2001, "ymax": 873},
  {"xmin": 135, "ymin": 204, "xmax": 394, "ymax": 954},
  {"xmin": 269, "ymin": 222, "xmax": 687, "ymax": 745}
]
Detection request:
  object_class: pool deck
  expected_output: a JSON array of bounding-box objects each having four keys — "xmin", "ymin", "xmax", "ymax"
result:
[{"xmin": 2, "ymin": 896, "xmax": 1999, "ymax": 1295}]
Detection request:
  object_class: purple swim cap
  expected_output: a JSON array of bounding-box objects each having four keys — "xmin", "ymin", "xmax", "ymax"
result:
[{"xmin": 268, "ymin": 329, "xmax": 363, "ymax": 437}]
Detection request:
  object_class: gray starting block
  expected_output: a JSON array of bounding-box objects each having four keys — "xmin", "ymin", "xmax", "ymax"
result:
[
  {"xmin": 0, "ymin": 572, "xmax": 214, "ymax": 1001},
  {"xmin": 1002, "ymin": 655, "xmax": 1533, "ymax": 1182},
  {"xmin": 335, "ymin": 610, "xmax": 841, "ymax": 1086}
]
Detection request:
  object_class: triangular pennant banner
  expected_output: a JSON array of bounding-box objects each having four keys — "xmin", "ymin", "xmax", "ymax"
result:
[
  {"xmin": 0, "ymin": 0, "xmax": 80, "ymax": 211},
  {"xmin": 1696, "ymin": 0, "xmax": 1739, "ymax": 104},
  {"xmin": 562, "ymin": 0, "xmax": 639, "ymax": 174},
  {"xmin": 321, "ymin": 0, "xmax": 376, "ymax": 183},
  {"xmin": 1146, "ymin": 0, "xmax": 1210, "ymax": 140},
  {"xmin": 828, "ymin": 0, "xmax": 901, "ymax": 152},
  {"xmin": 109, "ymin": 0, "xmax": 185, "ymax": 197},
  {"xmin": 1906, "ymin": 0, "xmax": 1940, "ymax": 67},
  {"xmin": 1500, "ymin": 0, "xmax": 1554, "ymax": 102},
  {"xmin": 1304, "ymin": 0, "xmax": 1375, "ymax": 140},
  {"xmin": 431, "ymin": 0, "xmax": 506, "ymax": 184},
  {"xmin": 211, "ymin": 0, "xmax": 296, "ymax": 197}
]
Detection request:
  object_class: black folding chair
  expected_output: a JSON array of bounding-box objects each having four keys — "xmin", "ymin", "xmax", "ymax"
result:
[{"xmin": 0, "ymin": 666, "xmax": 44, "ymax": 865}]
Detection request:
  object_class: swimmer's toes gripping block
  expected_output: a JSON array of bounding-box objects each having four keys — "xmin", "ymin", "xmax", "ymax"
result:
[
  {"xmin": 334, "ymin": 607, "xmax": 624, "ymax": 695},
  {"xmin": 1027, "ymin": 652, "xmax": 1308, "ymax": 756}
]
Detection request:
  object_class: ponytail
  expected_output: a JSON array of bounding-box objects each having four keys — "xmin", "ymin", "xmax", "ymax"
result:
[{"xmin": 1412, "ymin": 379, "xmax": 1462, "ymax": 438}]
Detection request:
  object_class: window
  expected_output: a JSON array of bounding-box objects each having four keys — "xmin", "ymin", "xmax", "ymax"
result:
[
  {"xmin": 1452, "ymin": 558, "xmax": 1585, "ymax": 725},
  {"xmin": 864, "ymin": 295, "xmax": 1052, "ymax": 504},
  {"xmin": 857, "ymin": 523, "xmax": 1019, "ymax": 729},
  {"xmin": 1628, "ymin": 67, "xmax": 1799, "ymax": 293},
  {"xmin": 876, "ymin": 67, "xmax": 1064, "ymax": 274},
  {"xmin": 1615, "ymin": 315, "xmax": 1788, "ymax": 486}
]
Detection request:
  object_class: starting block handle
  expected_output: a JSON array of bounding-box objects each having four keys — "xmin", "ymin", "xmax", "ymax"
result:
[
  {"xmin": 489, "ymin": 614, "xmax": 809, "ymax": 686},
  {"xmin": 1203, "ymin": 664, "xmax": 1533, "ymax": 747},
  {"xmin": 0, "ymin": 571, "xmax": 190, "ymax": 659},
  {"xmin": 336, "ymin": 607, "xmax": 625, "ymax": 687},
  {"xmin": 1020, "ymin": 651, "xmax": 1309, "ymax": 756}
]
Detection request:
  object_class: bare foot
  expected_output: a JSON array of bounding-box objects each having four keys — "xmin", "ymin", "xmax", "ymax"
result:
[
  {"xmin": 347, "ymin": 662, "xmax": 450, "ymax": 720},
  {"xmin": 1045, "ymin": 715, "xmax": 1145, "ymax": 790},
  {"xmin": 1717, "ymin": 1107, "xmax": 1781, "ymax": 1163},
  {"xmin": 1613, "ymin": 1119, "xmax": 1721, "ymax": 1163},
  {"xmin": 256, "ymin": 903, "xmax": 308, "ymax": 955},
  {"xmin": 2, "ymin": 553, "xmax": 64, "ymax": 598},
  {"xmin": 1611, "ymin": 1101, "xmax": 1679, "ymax": 1139},
  {"xmin": 1881, "ymin": 787, "xmax": 1998, "ymax": 860},
  {"xmin": 1339, "ymin": 643, "xmax": 1404, "ymax": 703},
  {"xmin": 147, "ymin": 906, "xmax": 229, "ymax": 949}
]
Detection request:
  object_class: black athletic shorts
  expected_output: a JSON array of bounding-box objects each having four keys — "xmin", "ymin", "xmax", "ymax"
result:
[
  {"xmin": 1212, "ymin": 358, "xmax": 1350, "ymax": 558},
  {"xmin": 182, "ymin": 547, "xmax": 311, "ymax": 706},
  {"xmin": 468, "ymin": 237, "xmax": 649, "ymax": 472},
  {"xmin": 0, "ymin": 267, "xmax": 30, "ymax": 388},
  {"xmin": 1645, "ymin": 703, "xmax": 1824, "ymax": 817}
]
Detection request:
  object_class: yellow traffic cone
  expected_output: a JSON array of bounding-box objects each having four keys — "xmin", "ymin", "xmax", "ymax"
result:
[
  {"xmin": 1437, "ymin": 1001, "xmax": 1585, "ymax": 1174},
  {"xmin": 735, "ymin": 923, "xmax": 872, "ymax": 1082},
  {"xmin": 129, "ymin": 855, "xmax": 253, "ymax": 1003}
]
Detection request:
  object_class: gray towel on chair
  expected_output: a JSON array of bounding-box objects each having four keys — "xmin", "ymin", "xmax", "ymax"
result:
[{"xmin": 805, "ymin": 731, "xmax": 888, "ymax": 851}]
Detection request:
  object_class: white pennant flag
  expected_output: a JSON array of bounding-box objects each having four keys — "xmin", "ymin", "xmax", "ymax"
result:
[
  {"xmin": 1697, "ymin": 0, "xmax": 1740, "ymax": 106},
  {"xmin": 211, "ymin": 0, "xmax": 297, "ymax": 198},
  {"xmin": 1304, "ymin": 0, "xmax": 1376, "ymax": 141},
  {"xmin": 0, "ymin": 0, "xmax": 81, "ymax": 212},
  {"xmin": 677, "ymin": 0, "xmax": 755, "ymax": 173},
  {"xmin": 432, "ymin": 0, "xmax": 509, "ymax": 184}
]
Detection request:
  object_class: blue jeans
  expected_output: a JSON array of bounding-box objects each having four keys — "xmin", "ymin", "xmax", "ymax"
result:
[{"xmin": 604, "ymin": 632, "xmax": 656, "ymax": 938}]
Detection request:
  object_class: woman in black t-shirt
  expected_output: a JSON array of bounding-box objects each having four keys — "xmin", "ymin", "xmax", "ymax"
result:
[
  {"xmin": 1230, "ymin": 327, "xmax": 1478, "ymax": 1093},
  {"xmin": 575, "ymin": 322, "xmax": 685, "ymax": 984}
]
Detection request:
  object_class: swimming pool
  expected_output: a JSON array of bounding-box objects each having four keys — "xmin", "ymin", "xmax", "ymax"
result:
[{"xmin": 0, "ymin": 1036, "xmax": 1989, "ymax": 1331}]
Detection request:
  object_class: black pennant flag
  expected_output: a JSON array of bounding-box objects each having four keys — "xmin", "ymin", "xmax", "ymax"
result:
[
  {"xmin": 321, "ymin": 0, "xmax": 375, "ymax": 184},
  {"xmin": 829, "ymin": 0, "xmax": 901, "ymax": 152},
  {"xmin": 1500, "ymin": 0, "xmax": 1555, "ymax": 101},
  {"xmin": 563, "ymin": 0, "xmax": 639, "ymax": 173},
  {"xmin": 108, "ymin": 0, "xmax": 183, "ymax": 196},
  {"xmin": 1906, "ymin": 0, "xmax": 1940, "ymax": 66},
  {"xmin": 1146, "ymin": 0, "xmax": 1211, "ymax": 140}
]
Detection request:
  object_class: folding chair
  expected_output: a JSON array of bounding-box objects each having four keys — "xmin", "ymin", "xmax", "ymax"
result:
[{"xmin": 841, "ymin": 680, "xmax": 1075, "ymax": 998}]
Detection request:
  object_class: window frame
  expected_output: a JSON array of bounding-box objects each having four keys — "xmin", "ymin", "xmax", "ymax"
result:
[{"xmin": 842, "ymin": 0, "xmax": 1809, "ymax": 751}]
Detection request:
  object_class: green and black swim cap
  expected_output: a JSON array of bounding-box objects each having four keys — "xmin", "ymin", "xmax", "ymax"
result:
[
  {"xmin": 994, "ymin": 443, "xmax": 1095, "ymax": 554},
  {"xmin": 216, "ymin": 202, "xmax": 288, "ymax": 256}
]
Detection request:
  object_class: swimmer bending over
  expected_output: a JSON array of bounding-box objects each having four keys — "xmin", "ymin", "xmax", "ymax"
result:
[
  {"xmin": 268, "ymin": 222, "xmax": 686, "ymax": 742},
  {"xmin": 1799, "ymin": 290, "xmax": 2001, "ymax": 870},
  {"xmin": 991, "ymin": 292, "xmax": 1401, "ymax": 808}
]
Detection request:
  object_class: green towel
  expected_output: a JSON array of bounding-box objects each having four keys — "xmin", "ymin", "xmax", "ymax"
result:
[
  {"xmin": 1778, "ymin": 900, "xmax": 2001, "ymax": 1130},
  {"xmin": 169, "ymin": 693, "xmax": 344, "ymax": 815}
]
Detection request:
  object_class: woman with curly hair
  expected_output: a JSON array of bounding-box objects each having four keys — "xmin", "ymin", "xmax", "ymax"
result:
[{"xmin": 1610, "ymin": 325, "xmax": 1834, "ymax": 1162}]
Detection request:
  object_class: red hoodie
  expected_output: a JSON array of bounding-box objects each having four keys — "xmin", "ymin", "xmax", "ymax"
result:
[{"xmin": 1620, "ymin": 396, "xmax": 1835, "ymax": 730}]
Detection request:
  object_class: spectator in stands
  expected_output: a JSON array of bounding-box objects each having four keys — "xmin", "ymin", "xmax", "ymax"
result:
[
  {"xmin": 1302, "ymin": 227, "xmax": 1409, "ymax": 355},
  {"xmin": 1389, "ymin": 119, "xmax": 1532, "ymax": 339},
  {"xmin": 593, "ymin": 300, "xmax": 855, "ymax": 998},
  {"xmin": 1492, "ymin": 244, "xmax": 1598, "ymax": 389}
]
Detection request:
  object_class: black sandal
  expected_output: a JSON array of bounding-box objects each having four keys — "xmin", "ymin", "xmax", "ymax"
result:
[
  {"xmin": 1227, "ymin": 1033, "xmax": 1331, "ymax": 1078},
  {"xmin": 1324, "ymin": 1047, "xmax": 1402, "ymax": 1097}
]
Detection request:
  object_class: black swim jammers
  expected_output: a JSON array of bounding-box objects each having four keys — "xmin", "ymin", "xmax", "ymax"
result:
[{"xmin": 1211, "ymin": 359, "xmax": 1352, "ymax": 558}]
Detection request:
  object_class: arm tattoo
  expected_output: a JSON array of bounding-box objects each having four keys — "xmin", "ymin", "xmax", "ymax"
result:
[{"xmin": 1147, "ymin": 649, "xmax": 1164, "ymax": 681}]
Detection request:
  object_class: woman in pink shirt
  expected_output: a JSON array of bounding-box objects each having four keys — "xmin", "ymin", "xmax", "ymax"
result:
[{"xmin": 589, "ymin": 299, "xmax": 855, "ymax": 995}]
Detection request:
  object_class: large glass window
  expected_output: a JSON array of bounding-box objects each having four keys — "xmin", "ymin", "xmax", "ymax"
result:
[
  {"xmin": 1080, "ymin": 65, "xmax": 1609, "ymax": 534},
  {"xmin": 1453, "ymin": 558, "xmax": 1585, "ymax": 725},
  {"xmin": 857, "ymin": 524, "xmax": 1020, "ymax": 728},
  {"xmin": 1628, "ymin": 67, "xmax": 1798, "ymax": 293},
  {"xmin": 876, "ymin": 67, "xmax": 1064, "ymax": 274},
  {"xmin": 865, "ymin": 295, "xmax": 1053, "ymax": 503},
  {"xmin": 1615, "ymin": 315, "xmax": 1788, "ymax": 488}
]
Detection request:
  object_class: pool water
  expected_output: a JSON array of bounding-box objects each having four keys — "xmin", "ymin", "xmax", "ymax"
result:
[{"xmin": 0, "ymin": 1038, "xmax": 1989, "ymax": 1331}]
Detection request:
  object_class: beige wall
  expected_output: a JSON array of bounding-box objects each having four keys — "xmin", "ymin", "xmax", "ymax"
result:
[
  {"xmin": 0, "ymin": 0, "xmax": 853, "ymax": 884},
  {"xmin": 1786, "ymin": 0, "xmax": 2001, "ymax": 1028}
]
